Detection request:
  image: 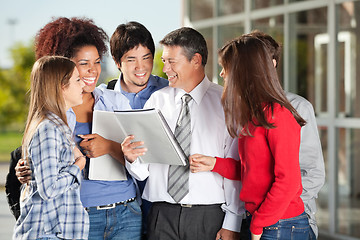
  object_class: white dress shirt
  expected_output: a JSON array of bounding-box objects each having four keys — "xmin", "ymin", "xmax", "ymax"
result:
[{"xmin": 126, "ymin": 77, "xmax": 244, "ymax": 232}]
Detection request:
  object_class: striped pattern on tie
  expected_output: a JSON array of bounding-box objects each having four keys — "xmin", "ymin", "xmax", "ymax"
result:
[{"xmin": 167, "ymin": 94, "xmax": 192, "ymax": 202}]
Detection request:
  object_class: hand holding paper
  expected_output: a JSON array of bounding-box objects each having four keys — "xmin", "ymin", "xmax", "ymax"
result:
[
  {"xmin": 121, "ymin": 135, "xmax": 147, "ymax": 163},
  {"xmin": 79, "ymin": 133, "xmax": 109, "ymax": 158},
  {"xmin": 90, "ymin": 109, "xmax": 187, "ymax": 181},
  {"xmin": 79, "ymin": 133, "xmax": 125, "ymax": 164}
]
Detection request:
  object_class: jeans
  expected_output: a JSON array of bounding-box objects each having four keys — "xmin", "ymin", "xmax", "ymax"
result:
[
  {"xmin": 86, "ymin": 200, "xmax": 142, "ymax": 240},
  {"xmin": 246, "ymin": 212, "xmax": 310, "ymax": 240},
  {"xmin": 309, "ymin": 228, "xmax": 316, "ymax": 240}
]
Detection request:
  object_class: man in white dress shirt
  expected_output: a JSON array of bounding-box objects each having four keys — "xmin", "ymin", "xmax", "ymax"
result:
[{"xmin": 122, "ymin": 27, "xmax": 244, "ymax": 240}]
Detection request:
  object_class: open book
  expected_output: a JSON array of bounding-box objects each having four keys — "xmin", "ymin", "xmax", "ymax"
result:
[{"xmin": 89, "ymin": 109, "xmax": 187, "ymax": 180}]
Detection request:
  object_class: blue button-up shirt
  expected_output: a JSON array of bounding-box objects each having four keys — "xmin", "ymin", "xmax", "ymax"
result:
[
  {"xmin": 99, "ymin": 74, "xmax": 168, "ymax": 109},
  {"xmin": 13, "ymin": 113, "xmax": 89, "ymax": 240}
]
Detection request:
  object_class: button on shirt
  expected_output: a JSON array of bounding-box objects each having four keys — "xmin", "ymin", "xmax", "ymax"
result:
[
  {"xmin": 126, "ymin": 77, "xmax": 245, "ymax": 232},
  {"xmin": 13, "ymin": 113, "xmax": 89, "ymax": 240}
]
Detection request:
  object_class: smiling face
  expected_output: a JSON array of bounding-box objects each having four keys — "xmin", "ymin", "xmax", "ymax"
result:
[
  {"xmin": 71, "ymin": 45, "xmax": 101, "ymax": 93},
  {"xmin": 161, "ymin": 45, "xmax": 199, "ymax": 92},
  {"xmin": 62, "ymin": 67, "xmax": 85, "ymax": 110},
  {"xmin": 117, "ymin": 45, "xmax": 154, "ymax": 93}
]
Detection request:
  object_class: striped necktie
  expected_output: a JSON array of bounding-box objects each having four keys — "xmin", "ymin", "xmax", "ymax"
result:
[{"xmin": 167, "ymin": 94, "xmax": 192, "ymax": 202}]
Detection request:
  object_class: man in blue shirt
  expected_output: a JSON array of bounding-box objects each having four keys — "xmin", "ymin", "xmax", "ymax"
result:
[
  {"xmin": 103, "ymin": 21, "xmax": 168, "ymax": 239},
  {"xmin": 105, "ymin": 21, "xmax": 168, "ymax": 109}
]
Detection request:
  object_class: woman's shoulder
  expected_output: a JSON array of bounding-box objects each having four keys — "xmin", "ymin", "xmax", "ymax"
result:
[
  {"xmin": 266, "ymin": 103, "xmax": 296, "ymax": 123},
  {"xmin": 31, "ymin": 117, "xmax": 66, "ymax": 144},
  {"xmin": 272, "ymin": 102, "xmax": 291, "ymax": 114}
]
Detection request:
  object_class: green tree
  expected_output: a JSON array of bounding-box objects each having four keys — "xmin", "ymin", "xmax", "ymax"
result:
[
  {"xmin": 0, "ymin": 41, "xmax": 35, "ymax": 131},
  {"xmin": 152, "ymin": 48, "xmax": 167, "ymax": 79}
]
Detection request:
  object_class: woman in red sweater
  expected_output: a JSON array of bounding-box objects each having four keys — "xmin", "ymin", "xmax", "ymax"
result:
[{"xmin": 189, "ymin": 36, "xmax": 310, "ymax": 240}]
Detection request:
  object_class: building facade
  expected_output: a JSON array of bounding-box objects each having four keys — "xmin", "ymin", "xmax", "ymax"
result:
[{"xmin": 181, "ymin": 0, "xmax": 360, "ymax": 239}]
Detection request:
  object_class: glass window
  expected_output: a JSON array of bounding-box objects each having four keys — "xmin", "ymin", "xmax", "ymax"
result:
[
  {"xmin": 216, "ymin": 23, "xmax": 244, "ymax": 85},
  {"xmin": 252, "ymin": 16, "xmax": 284, "ymax": 88},
  {"xmin": 336, "ymin": 2, "xmax": 360, "ymax": 118},
  {"xmin": 289, "ymin": 7, "xmax": 327, "ymax": 117},
  {"xmin": 198, "ymin": 28, "xmax": 214, "ymax": 81},
  {"xmin": 218, "ymin": 22, "xmax": 244, "ymax": 48},
  {"xmin": 252, "ymin": 0, "xmax": 283, "ymax": 9},
  {"xmin": 217, "ymin": 0, "xmax": 244, "ymax": 16},
  {"xmin": 336, "ymin": 128, "xmax": 360, "ymax": 237},
  {"xmin": 317, "ymin": 126, "xmax": 329, "ymax": 231},
  {"xmin": 189, "ymin": 0, "xmax": 213, "ymax": 21},
  {"xmin": 289, "ymin": 0, "xmax": 315, "ymax": 2}
]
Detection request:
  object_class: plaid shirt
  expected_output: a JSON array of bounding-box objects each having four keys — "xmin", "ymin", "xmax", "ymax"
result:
[{"xmin": 13, "ymin": 113, "xmax": 89, "ymax": 240}]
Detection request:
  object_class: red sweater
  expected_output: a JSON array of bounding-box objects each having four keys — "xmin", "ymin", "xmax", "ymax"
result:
[{"xmin": 213, "ymin": 103, "xmax": 304, "ymax": 235}]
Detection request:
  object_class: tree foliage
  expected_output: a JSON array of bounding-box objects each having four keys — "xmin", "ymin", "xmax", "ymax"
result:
[
  {"xmin": 152, "ymin": 48, "xmax": 167, "ymax": 79},
  {"xmin": 0, "ymin": 41, "xmax": 35, "ymax": 131},
  {"xmin": 0, "ymin": 44, "xmax": 167, "ymax": 131}
]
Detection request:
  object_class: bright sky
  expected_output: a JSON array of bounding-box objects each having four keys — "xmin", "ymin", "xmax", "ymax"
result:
[{"xmin": 0, "ymin": 0, "xmax": 182, "ymax": 70}]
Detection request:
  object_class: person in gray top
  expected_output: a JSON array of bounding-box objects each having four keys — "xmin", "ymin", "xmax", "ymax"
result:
[{"xmin": 247, "ymin": 30, "xmax": 325, "ymax": 239}]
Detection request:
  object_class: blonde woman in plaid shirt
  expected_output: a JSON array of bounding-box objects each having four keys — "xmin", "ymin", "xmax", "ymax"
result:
[{"xmin": 13, "ymin": 56, "xmax": 89, "ymax": 239}]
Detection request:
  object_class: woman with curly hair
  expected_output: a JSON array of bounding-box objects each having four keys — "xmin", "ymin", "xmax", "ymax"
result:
[{"xmin": 17, "ymin": 17, "xmax": 142, "ymax": 239}]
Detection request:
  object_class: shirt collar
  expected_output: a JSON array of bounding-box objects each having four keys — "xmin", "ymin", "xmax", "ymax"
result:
[
  {"xmin": 116, "ymin": 73, "xmax": 159, "ymax": 94},
  {"xmin": 47, "ymin": 112, "xmax": 72, "ymax": 136},
  {"xmin": 174, "ymin": 76, "xmax": 211, "ymax": 105},
  {"xmin": 92, "ymin": 87, "xmax": 104, "ymax": 103}
]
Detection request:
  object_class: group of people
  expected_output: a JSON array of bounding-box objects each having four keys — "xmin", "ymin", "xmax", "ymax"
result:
[{"xmin": 13, "ymin": 16, "xmax": 325, "ymax": 240}]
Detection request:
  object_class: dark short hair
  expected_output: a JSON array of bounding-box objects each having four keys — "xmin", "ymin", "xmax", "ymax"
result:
[
  {"xmin": 160, "ymin": 27, "xmax": 208, "ymax": 66},
  {"xmin": 245, "ymin": 30, "xmax": 281, "ymax": 67},
  {"xmin": 35, "ymin": 17, "xmax": 108, "ymax": 60},
  {"xmin": 110, "ymin": 21, "xmax": 155, "ymax": 66}
]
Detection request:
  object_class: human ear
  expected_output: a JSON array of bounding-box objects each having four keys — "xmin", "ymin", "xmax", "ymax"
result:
[
  {"xmin": 192, "ymin": 53, "xmax": 202, "ymax": 68},
  {"xmin": 272, "ymin": 59, "xmax": 277, "ymax": 68}
]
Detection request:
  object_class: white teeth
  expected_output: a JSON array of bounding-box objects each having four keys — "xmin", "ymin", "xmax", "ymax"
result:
[
  {"xmin": 135, "ymin": 73, "xmax": 146, "ymax": 77},
  {"xmin": 82, "ymin": 77, "xmax": 96, "ymax": 84}
]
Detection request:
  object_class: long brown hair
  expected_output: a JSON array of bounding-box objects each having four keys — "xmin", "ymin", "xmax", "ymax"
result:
[
  {"xmin": 22, "ymin": 56, "xmax": 75, "ymax": 158},
  {"xmin": 219, "ymin": 36, "xmax": 306, "ymax": 138}
]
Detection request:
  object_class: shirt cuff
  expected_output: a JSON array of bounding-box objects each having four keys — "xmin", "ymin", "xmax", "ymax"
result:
[
  {"xmin": 222, "ymin": 211, "xmax": 243, "ymax": 232},
  {"xmin": 67, "ymin": 164, "xmax": 81, "ymax": 183},
  {"xmin": 125, "ymin": 157, "xmax": 148, "ymax": 181},
  {"xmin": 125, "ymin": 157, "xmax": 141, "ymax": 167},
  {"xmin": 211, "ymin": 157, "xmax": 223, "ymax": 174},
  {"xmin": 250, "ymin": 224, "xmax": 263, "ymax": 235}
]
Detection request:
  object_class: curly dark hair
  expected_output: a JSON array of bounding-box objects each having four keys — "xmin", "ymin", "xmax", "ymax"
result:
[{"xmin": 35, "ymin": 17, "xmax": 108, "ymax": 60}]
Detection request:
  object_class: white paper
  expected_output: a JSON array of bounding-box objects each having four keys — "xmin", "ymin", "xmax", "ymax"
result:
[
  {"xmin": 90, "ymin": 109, "xmax": 187, "ymax": 175},
  {"xmin": 89, "ymin": 110, "xmax": 127, "ymax": 181},
  {"xmin": 113, "ymin": 109, "xmax": 187, "ymax": 166}
]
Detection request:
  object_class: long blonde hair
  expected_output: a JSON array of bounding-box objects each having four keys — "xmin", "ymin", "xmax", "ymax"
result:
[{"xmin": 22, "ymin": 56, "xmax": 75, "ymax": 158}]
